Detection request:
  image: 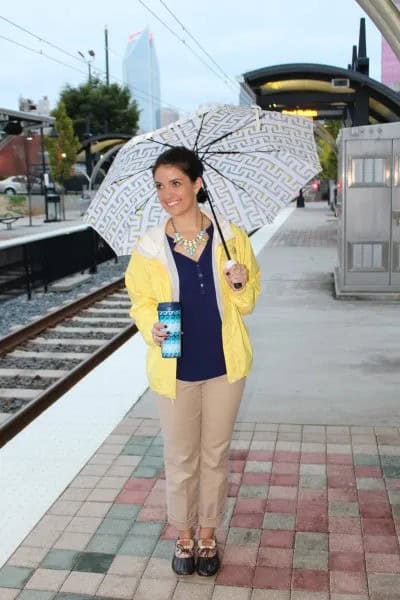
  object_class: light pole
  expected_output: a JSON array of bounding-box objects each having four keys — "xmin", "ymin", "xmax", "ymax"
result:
[
  {"xmin": 60, "ymin": 151, "xmax": 67, "ymax": 220},
  {"xmin": 39, "ymin": 126, "xmax": 47, "ymax": 195},
  {"xmin": 23, "ymin": 133, "xmax": 33, "ymax": 226},
  {"xmin": 78, "ymin": 50, "xmax": 96, "ymax": 82}
]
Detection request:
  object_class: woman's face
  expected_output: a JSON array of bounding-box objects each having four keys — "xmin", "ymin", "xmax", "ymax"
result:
[{"xmin": 154, "ymin": 164, "xmax": 202, "ymax": 218}]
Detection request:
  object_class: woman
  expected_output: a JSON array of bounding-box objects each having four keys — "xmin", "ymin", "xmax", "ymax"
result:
[{"xmin": 125, "ymin": 146, "xmax": 260, "ymax": 577}]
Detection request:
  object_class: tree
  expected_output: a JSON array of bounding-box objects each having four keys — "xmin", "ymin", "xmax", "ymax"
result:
[
  {"xmin": 59, "ymin": 79, "xmax": 140, "ymax": 139},
  {"xmin": 317, "ymin": 120, "xmax": 342, "ymax": 180},
  {"xmin": 45, "ymin": 102, "xmax": 80, "ymax": 186}
]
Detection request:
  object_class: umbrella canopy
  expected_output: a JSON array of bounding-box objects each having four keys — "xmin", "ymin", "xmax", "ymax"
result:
[{"xmin": 84, "ymin": 104, "xmax": 321, "ymax": 256}]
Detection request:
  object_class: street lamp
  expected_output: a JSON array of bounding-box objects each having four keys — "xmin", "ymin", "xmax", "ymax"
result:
[{"xmin": 78, "ymin": 49, "xmax": 96, "ymax": 82}]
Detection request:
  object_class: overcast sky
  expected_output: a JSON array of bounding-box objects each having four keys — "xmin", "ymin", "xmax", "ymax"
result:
[{"xmin": 0, "ymin": 0, "xmax": 384, "ymax": 117}]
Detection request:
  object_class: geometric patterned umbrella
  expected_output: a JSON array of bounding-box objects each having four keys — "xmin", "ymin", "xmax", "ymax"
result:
[{"xmin": 84, "ymin": 104, "xmax": 321, "ymax": 256}]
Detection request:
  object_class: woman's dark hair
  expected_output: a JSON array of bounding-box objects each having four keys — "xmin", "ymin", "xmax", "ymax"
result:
[{"xmin": 152, "ymin": 146, "xmax": 208, "ymax": 204}]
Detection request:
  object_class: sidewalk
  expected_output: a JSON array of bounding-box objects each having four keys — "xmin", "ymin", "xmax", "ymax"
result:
[
  {"xmin": 1, "ymin": 203, "xmax": 400, "ymax": 600},
  {"xmin": 0, "ymin": 205, "xmax": 85, "ymax": 244}
]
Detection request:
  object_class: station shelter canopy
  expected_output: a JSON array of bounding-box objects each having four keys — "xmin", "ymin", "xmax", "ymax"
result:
[{"xmin": 242, "ymin": 63, "xmax": 400, "ymax": 125}]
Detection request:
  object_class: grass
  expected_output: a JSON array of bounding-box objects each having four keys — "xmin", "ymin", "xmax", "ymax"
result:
[{"xmin": 0, "ymin": 194, "xmax": 42, "ymax": 217}]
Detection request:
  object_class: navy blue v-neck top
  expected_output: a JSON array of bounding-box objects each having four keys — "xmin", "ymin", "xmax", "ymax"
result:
[{"xmin": 167, "ymin": 223, "xmax": 226, "ymax": 381}]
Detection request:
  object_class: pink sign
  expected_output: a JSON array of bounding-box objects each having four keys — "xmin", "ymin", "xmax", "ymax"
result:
[{"xmin": 381, "ymin": 1, "xmax": 400, "ymax": 90}]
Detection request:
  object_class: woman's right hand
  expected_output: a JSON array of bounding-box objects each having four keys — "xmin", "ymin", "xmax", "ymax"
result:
[{"xmin": 152, "ymin": 322, "xmax": 169, "ymax": 346}]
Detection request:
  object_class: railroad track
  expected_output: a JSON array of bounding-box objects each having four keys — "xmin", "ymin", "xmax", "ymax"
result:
[{"xmin": 0, "ymin": 278, "xmax": 137, "ymax": 448}]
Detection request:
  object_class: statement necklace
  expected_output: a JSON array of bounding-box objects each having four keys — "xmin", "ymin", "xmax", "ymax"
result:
[{"xmin": 171, "ymin": 216, "xmax": 207, "ymax": 256}]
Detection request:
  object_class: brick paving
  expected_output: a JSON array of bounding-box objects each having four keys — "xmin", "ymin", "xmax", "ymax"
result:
[
  {"xmin": 2, "ymin": 415, "xmax": 400, "ymax": 599},
  {"xmin": 268, "ymin": 227, "xmax": 337, "ymax": 247}
]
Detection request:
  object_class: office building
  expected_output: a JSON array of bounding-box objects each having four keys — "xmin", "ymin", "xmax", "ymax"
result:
[{"xmin": 123, "ymin": 28, "xmax": 161, "ymax": 132}]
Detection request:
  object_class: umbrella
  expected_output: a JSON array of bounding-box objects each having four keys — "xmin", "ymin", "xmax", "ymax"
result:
[{"xmin": 84, "ymin": 104, "xmax": 321, "ymax": 257}]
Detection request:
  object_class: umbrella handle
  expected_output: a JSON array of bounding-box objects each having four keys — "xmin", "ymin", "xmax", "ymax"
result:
[
  {"xmin": 202, "ymin": 178, "xmax": 241, "ymax": 288},
  {"xmin": 225, "ymin": 259, "xmax": 243, "ymax": 290}
]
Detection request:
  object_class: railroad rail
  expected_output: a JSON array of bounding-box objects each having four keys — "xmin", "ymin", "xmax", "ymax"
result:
[{"xmin": 0, "ymin": 278, "xmax": 137, "ymax": 447}]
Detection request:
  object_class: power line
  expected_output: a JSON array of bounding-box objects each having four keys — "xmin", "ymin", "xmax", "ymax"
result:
[
  {"xmin": 0, "ymin": 33, "xmax": 127, "ymax": 107},
  {"xmin": 0, "ymin": 16, "xmax": 180, "ymax": 114},
  {"xmin": 157, "ymin": 0, "xmax": 254, "ymax": 104},
  {"xmin": 0, "ymin": 15, "xmax": 85, "ymax": 64},
  {"xmin": 0, "ymin": 33, "xmax": 89, "ymax": 77},
  {"xmin": 136, "ymin": 0, "xmax": 241, "ymax": 99}
]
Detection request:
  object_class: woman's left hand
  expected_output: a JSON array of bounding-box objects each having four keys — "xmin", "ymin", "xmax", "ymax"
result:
[{"xmin": 224, "ymin": 262, "xmax": 248, "ymax": 291}]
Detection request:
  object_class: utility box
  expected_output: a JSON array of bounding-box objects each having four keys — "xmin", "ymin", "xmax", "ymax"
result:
[{"xmin": 335, "ymin": 122, "xmax": 400, "ymax": 296}]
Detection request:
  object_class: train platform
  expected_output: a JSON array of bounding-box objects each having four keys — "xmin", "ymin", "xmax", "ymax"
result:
[
  {"xmin": 1, "ymin": 202, "xmax": 400, "ymax": 599},
  {"xmin": 0, "ymin": 206, "xmax": 85, "ymax": 246}
]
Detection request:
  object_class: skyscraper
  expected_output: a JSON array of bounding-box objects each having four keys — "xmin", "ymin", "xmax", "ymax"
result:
[
  {"xmin": 123, "ymin": 28, "xmax": 161, "ymax": 132},
  {"xmin": 381, "ymin": 0, "xmax": 400, "ymax": 91}
]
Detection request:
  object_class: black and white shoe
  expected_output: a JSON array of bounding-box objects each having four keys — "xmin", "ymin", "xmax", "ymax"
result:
[
  {"xmin": 171, "ymin": 538, "xmax": 195, "ymax": 575},
  {"xmin": 196, "ymin": 538, "xmax": 220, "ymax": 577}
]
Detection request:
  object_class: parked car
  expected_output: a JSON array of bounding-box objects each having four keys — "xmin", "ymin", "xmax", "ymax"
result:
[{"xmin": 0, "ymin": 175, "xmax": 42, "ymax": 195}]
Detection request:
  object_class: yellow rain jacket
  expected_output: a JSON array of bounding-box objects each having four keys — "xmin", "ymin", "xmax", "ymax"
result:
[{"xmin": 125, "ymin": 208, "xmax": 261, "ymax": 399}]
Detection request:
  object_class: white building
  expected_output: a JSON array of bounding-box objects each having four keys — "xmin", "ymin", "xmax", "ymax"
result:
[{"xmin": 18, "ymin": 96, "xmax": 50, "ymax": 115}]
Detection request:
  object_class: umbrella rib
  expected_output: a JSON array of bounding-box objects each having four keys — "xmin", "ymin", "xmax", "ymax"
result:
[
  {"xmin": 111, "ymin": 165, "xmax": 152, "ymax": 184},
  {"xmin": 198, "ymin": 114, "xmax": 265, "ymax": 155},
  {"xmin": 193, "ymin": 113, "xmax": 207, "ymax": 154},
  {"xmin": 148, "ymin": 138, "xmax": 177, "ymax": 150},
  {"xmin": 111, "ymin": 135, "xmax": 187, "ymax": 183},
  {"xmin": 202, "ymin": 158, "xmax": 248, "ymax": 194},
  {"xmin": 134, "ymin": 196, "xmax": 153, "ymax": 214},
  {"xmin": 204, "ymin": 149, "xmax": 275, "ymax": 156}
]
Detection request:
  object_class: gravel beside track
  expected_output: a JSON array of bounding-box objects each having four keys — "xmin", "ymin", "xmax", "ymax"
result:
[
  {"xmin": 21, "ymin": 342, "xmax": 98, "ymax": 354},
  {"xmin": 94, "ymin": 303, "xmax": 130, "ymax": 309},
  {"xmin": 59, "ymin": 320, "xmax": 129, "ymax": 329},
  {"xmin": 0, "ymin": 398, "xmax": 31, "ymax": 414},
  {"xmin": 0, "ymin": 357, "xmax": 81, "ymax": 370},
  {"xmin": 0, "ymin": 376, "xmax": 57, "ymax": 390},
  {"xmin": 0, "ymin": 257, "xmax": 130, "ymax": 338},
  {"xmin": 42, "ymin": 330, "xmax": 114, "ymax": 340},
  {"xmin": 83, "ymin": 311, "xmax": 130, "ymax": 317}
]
